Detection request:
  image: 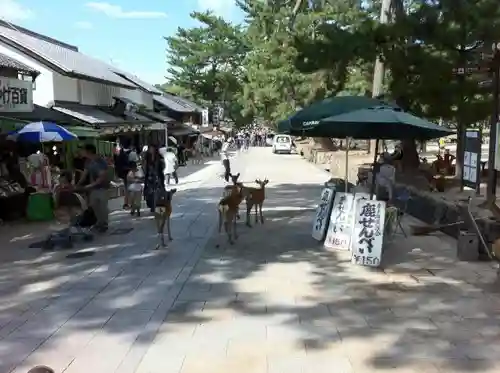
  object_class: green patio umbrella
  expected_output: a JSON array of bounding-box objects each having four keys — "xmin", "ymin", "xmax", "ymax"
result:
[
  {"xmin": 319, "ymin": 106, "xmax": 453, "ymax": 140},
  {"xmin": 320, "ymin": 107, "xmax": 454, "ymax": 191},
  {"xmin": 279, "ymin": 95, "xmax": 399, "ymax": 134}
]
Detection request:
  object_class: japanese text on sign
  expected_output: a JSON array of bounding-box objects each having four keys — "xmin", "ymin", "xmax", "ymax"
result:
[
  {"xmin": 324, "ymin": 192, "xmax": 354, "ymax": 250},
  {"xmin": 312, "ymin": 187, "xmax": 335, "ymax": 241},
  {"xmin": 351, "ymin": 199, "xmax": 385, "ymax": 267},
  {"xmin": 0, "ymin": 77, "xmax": 33, "ymax": 113}
]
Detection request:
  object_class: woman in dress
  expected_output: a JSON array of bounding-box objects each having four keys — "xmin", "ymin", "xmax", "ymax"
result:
[{"xmin": 143, "ymin": 144, "xmax": 165, "ymax": 213}]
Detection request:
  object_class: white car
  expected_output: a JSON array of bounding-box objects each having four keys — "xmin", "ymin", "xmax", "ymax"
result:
[{"xmin": 272, "ymin": 135, "xmax": 293, "ymax": 154}]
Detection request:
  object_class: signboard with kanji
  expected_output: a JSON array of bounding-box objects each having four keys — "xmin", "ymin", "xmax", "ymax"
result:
[
  {"xmin": 0, "ymin": 77, "xmax": 33, "ymax": 112},
  {"xmin": 311, "ymin": 187, "xmax": 335, "ymax": 241},
  {"xmin": 324, "ymin": 192, "xmax": 354, "ymax": 250},
  {"xmin": 351, "ymin": 199, "xmax": 386, "ymax": 267},
  {"xmin": 462, "ymin": 129, "xmax": 481, "ymax": 190}
]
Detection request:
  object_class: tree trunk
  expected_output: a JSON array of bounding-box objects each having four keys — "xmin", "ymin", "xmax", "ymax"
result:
[
  {"xmin": 401, "ymin": 139, "xmax": 420, "ymax": 170},
  {"xmin": 313, "ymin": 138, "xmax": 335, "ymax": 151}
]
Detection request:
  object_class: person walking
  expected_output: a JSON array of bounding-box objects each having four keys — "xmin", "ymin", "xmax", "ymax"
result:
[
  {"xmin": 220, "ymin": 138, "xmax": 232, "ymax": 182},
  {"xmin": 160, "ymin": 146, "xmax": 179, "ymax": 186},
  {"xmin": 77, "ymin": 144, "xmax": 110, "ymax": 232},
  {"xmin": 114, "ymin": 140, "xmax": 138, "ymax": 209},
  {"xmin": 126, "ymin": 161, "xmax": 144, "ymax": 216},
  {"xmin": 143, "ymin": 145, "xmax": 165, "ymax": 213}
]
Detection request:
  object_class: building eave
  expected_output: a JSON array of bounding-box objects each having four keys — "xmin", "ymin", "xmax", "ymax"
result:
[{"xmin": 0, "ymin": 36, "xmax": 137, "ymax": 89}]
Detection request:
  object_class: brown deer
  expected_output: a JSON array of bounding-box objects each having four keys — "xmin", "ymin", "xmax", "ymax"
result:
[
  {"xmin": 245, "ymin": 178, "xmax": 269, "ymax": 227},
  {"xmin": 154, "ymin": 188, "xmax": 177, "ymax": 249},
  {"xmin": 222, "ymin": 173, "xmax": 242, "ymax": 219},
  {"xmin": 218, "ymin": 181, "xmax": 244, "ymax": 244}
]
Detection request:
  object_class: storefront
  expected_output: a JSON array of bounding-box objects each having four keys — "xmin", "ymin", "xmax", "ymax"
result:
[{"xmin": 0, "ymin": 53, "xmax": 38, "ymax": 221}]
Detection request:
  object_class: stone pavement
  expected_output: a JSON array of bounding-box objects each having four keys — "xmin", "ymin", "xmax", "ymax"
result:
[
  {"xmin": 0, "ymin": 155, "xmax": 229, "ymax": 373},
  {"xmin": 3, "ymin": 147, "xmax": 500, "ymax": 372}
]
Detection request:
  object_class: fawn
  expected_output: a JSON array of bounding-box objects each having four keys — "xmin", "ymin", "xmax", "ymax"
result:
[
  {"xmin": 218, "ymin": 181, "xmax": 244, "ymax": 244},
  {"xmin": 245, "ymin": 178, "xmax": 269, "ymax": 227},
  {"xmin": 154, "ymin": 188, "xmax": 177, "ymax": 249}
]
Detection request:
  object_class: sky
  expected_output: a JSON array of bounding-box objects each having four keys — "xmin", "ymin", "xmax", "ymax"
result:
[{"xmin": 0, "ymin": 0, "xmax": 244, "ymax": 85}]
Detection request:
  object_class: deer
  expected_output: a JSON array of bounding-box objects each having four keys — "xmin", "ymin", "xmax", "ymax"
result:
[
  {"xmin": 222, "ymin": 173, "xmax": 242, "ymax": 219},
  {"xmin": 244, "ymin": 178, "xmax": 269, "ymax": 227},
  {"xmin": 154, "ymin": 188, "xmax": 177, "ymax": 250},
  {"xmin": 218, "ymin": 180, "xmax": 244, "ymax": 244}
]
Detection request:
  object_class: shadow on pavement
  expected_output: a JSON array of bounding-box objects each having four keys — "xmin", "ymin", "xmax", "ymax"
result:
[{"xmin": 1, "ymin": 180, "xmax": 499, "ymax": 372}]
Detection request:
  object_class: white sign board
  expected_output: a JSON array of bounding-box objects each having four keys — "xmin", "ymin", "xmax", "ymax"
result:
[
  {"xmin": 202, "ymin": 109, "xmax": 209, "ymax": 127},
  {"xmin": 0, "ymin": 77, "xmax": 33, "ymax": 112},
  {"xmin": 324, "ymin": 192, "xmax": 354, "ymax": 250},
  {"xmin": 351, "ymin": 199, "xmax": 386, "ymax": 267},
  {"xmin": 311, "ymin": 187, "xmax": 335, "ymax": 241}
]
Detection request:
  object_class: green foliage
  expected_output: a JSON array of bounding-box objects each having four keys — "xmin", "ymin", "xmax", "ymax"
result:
[{"xmin": 161, "ymin": 0, "xmax": 500, "ymax": 130}]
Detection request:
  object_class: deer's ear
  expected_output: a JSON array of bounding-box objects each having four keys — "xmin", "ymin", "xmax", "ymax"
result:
[{"xmin": 236, "ymin": 173, "xmax": 240, "ymax": 178}]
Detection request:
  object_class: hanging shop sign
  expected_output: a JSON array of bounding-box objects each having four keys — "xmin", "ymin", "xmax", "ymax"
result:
[{"xmin": 0, "ymin": 77, "xmax": 33, "ymax": 112}]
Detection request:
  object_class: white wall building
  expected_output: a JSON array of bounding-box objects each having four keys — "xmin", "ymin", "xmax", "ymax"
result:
[{"xmin": 0, "ymin": 20, "xmax": 164, "ymax": 129}]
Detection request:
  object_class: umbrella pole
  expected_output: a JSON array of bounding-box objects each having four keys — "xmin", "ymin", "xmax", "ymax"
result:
[
  {"xmin": 345, "ymin": 137, "xmax": 350, "ymax": 193},
  {"xmin": 369, "ymin": 139, "xmax": 380, "ymax": 199}
]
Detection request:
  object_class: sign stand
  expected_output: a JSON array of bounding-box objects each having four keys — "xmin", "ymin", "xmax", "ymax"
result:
[{"xmin": 462, "ymin": 129, "xmax": 481, "ymax": 192}]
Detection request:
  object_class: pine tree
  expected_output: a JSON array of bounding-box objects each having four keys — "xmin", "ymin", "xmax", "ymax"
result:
[{"xmin": 164, "ymin": 11, "xmax": 252, "ymax": 127}]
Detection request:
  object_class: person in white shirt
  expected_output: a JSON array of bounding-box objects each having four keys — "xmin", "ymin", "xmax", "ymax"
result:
[
  {"xmin": 220, "ymin": 138, "xmax": 232, "ymax": 182},
  {"xmin": 126, "ymin": 162, "xmax": 144, "ymax": 216},
  {"xmin": 159, "ymin": 146, "xmax": 179, "ymax": 186}
]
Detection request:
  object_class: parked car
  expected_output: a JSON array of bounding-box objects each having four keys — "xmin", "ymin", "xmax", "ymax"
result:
[{"xmin": 272, "ymin": 134, "xmax": 293, "ymax": 154}]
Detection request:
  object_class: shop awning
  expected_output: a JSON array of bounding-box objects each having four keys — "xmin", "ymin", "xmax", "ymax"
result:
[
  {"xmin": 65, "ymin": 125, "xmax": 100, "ymax": 138},
  {"xmin": 0, "ymin": 104, "xmax": 81, "ymax": 125},
  {"xmin": 169, "ymin": 124, "xmax": 199, "ymax": 136},
  {"xmin": 51, "ymin": 103, "xmax": 126, "ymax": 125},
  {"xmin": 142, "ymin": 110, "xmax": 175, "ymax": 123}
]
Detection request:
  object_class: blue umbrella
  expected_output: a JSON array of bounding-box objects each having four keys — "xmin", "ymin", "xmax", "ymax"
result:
[{"xmin": 8, "ymin": 121, "xmax": 78, "ymax": 142}]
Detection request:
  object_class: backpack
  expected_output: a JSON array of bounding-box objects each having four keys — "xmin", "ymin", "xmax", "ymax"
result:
[{"xmin": 115, "ymin": 149, "xmax": 131, "ymax": 179}]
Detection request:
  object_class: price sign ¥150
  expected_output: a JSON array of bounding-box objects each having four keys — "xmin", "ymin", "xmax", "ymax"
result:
[{"xmin": 351, "ymin": 199, "xmax": 386, "ymax": 267}]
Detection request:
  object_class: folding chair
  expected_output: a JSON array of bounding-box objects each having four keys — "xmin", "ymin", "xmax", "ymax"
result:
[{"xmin": 392, "ymin": 188, "xmax": 410, "ymax": 237}]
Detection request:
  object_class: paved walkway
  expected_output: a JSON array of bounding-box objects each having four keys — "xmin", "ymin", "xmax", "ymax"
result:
[{"xmin": 2, "ymin": 148, "xmax": 500, "ymax": 372}]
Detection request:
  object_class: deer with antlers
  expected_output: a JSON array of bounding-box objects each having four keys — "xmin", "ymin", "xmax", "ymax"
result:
[
  {"xmin": 244, "ymin": 178, "xmax": 269, "ymax": 227},
  {"xmin": 218, "ymin": 176, "xmax": 244, "ymax": 244}
]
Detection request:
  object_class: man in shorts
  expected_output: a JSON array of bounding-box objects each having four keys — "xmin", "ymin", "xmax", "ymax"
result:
[{"xmin": 77, "ymin": 144, "xmax": 110, "ymax": 232}]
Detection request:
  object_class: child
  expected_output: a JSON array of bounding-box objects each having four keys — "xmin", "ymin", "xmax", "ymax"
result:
[{"xmin": 127, "ymin": 162, "xmax": 143, "ymax": 216}]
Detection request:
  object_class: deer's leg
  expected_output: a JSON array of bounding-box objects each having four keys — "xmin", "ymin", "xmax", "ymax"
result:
[
  {"xmin": 246, "ymin": 201, "xmax": 252, "ymax": 227},
  {"xmin": 255, "ymin": 204, "xmax": 258, "ymax": 224},
  {"xmin": 224, "ymin": 218, "xmax": 233, "ymax": 244},
  {"xmin": 259, "ymin": 203, "xmax": 264, "ymax": 224},
  {"xmin": 233, "ymin": 213, "xmax": 238, "ymax": 239},
  {"xmin": 218, "ymin": 208, "xmax": 223, "ymax": 233},
  {"xmin": 167, "ymin": 215, "xmax": 173, "ymax": 241}
]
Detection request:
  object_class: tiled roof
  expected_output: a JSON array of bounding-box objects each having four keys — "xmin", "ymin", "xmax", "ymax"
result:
[
  {"xmin": 113, "ymin": 71, "xmax": 163, "ymax": 95},
  {"xmin": 114, "ymin": 96, "xmax": 173, "ymax": 122},
  {"xmin": 168, "ymin": 94, "xmax": 204, "ymax": 111},
  {"xmin": 142, "ymin": 110, "xmax": 175, "ymax": 123},
  {"xmin": 0, "ymin": 21, "xmax": 135, "ymax": 88},
  {"xmin": 0, "ymin": 53, "xmax": 39, "ymax": 74},
  {"xmin": 154, "ymin": 94, "xmax": 193, "ymax": 113}
]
